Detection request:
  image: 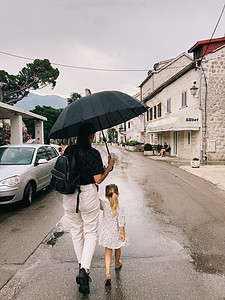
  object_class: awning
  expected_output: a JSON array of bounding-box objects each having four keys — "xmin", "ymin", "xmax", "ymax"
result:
[
  {"xmin": 146, "ymin": 109, "xmax": 200, "ymax": 133},
  {"xmin": 0, "ymin": 102, "xmax": 47, "ymax": 121}
]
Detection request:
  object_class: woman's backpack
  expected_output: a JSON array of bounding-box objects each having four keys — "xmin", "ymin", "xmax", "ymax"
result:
[{"xmin": 50, "ymin": 145, "xmax": 80, "ymax": 195}]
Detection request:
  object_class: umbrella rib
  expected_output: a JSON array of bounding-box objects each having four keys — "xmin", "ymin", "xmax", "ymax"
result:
[{"xmin": 104, "ymin": 112, "xmax": 113, "ymax": 128}]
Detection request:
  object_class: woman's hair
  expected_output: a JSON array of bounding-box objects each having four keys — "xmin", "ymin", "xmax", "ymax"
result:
[
  {"xmin": 105, "ymin": 184, "xmax": 119, "ymax": 217},
  {"xmin": 76, "ymin": 123, "xmax": 95, "ymax": 155}
]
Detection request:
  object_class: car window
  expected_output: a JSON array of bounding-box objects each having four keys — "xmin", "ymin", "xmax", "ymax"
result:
[
  {"xmin": 36, "ymin": 147, "xmax": 49, "ymax": 162},
  {"xmin": 45, "ymin": 146, "xmax": 58, "ymax": 160},
  {"xmin": 0, "ymin": 147, "xmax": 35, "ymax": 165}
]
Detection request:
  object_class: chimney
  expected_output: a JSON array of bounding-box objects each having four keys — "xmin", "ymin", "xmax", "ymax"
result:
[{"xmin": 85, "ymin": 88, "xmax": 91, "ymax": 96}]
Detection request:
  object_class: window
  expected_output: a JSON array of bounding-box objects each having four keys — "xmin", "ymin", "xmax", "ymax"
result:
[
  {"xmin": 184, "ymin": 131, "xmax": 191, "ymax": 148},
  {"xmin": 154, "ymin": 106, "xmax": 157, "ymax": 119},
  {"xmin": 181, "ymin": 91, "xmax": 187, "ymax": 107},
  {"xmin": 187, "ymin": 132, "xmax": 191, "ymax": 145},
  {"xmin": 36, "ymin": 147, "xmax": 48, "ymax": 162},
  {"xmin": 45, "ymin": 146, "xmax": 58, "ymax": 160},
  {"xmin": 146, "ymin": 110, "xmax": 149, "ymax": 122},
  {"xmin": 149, "ymin": 108, "xmax": 153, "ymax": 120},
  {"xmin": 158, "ymin": 134, "xmax": 162, "ymax": 145},
  {"xmin": 157, "ymin": 103, "xmax": 161, "ymax": 118},
  {"xmin": 150, "ymin": 134, "xmax": 154, "ymax": 144},
  {"xmin": 167, "ymin": 98, "xmax": 171, "ymax": 113},
  {"xmin": 128, "ymin": 122, "xmax": 130, "ymax": 129}
]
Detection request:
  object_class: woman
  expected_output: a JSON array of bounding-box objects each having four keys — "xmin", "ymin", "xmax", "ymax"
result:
[
  {"xmin": 159, "ymin": 142, "xmax": 169, "ymax": 157},
  {"xmin": 63, "ymin": 123, "xmax": 114, "ymax": 295}
]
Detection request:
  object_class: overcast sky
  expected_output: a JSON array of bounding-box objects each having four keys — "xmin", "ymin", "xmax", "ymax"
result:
[{"xmin": 0, "ymin": 0, "xmax": 224, "ymax": 99}]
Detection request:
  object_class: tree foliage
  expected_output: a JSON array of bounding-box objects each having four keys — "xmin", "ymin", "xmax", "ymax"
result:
[
  {"xmin": 24, "ymin": 105, "xmax": 63, "ymax": 143},
  {"xmin": 0, "ymin": 59, "xmax": 59, "ymax": 104},
  {"xmin": 67, "ymin": 92, "xmax": 82, "ymax": 105},
  {"xmin": 107, "ymin": 128, "xmax": 118, "ymax": 142}
]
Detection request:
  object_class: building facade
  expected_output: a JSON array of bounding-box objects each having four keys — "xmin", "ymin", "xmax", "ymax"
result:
[
  {"xmin": 139, "ymin": 37, "xmax": 225, "ymax": 161},
  {"xmin": 117, "ymin": 92, "xmax": 144, "ymax": 144}
]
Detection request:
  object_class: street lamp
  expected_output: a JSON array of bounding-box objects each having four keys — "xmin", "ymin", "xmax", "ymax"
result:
[{"xmin": 190, "ymin": 81, "xmax": 198, "ymax": 96}]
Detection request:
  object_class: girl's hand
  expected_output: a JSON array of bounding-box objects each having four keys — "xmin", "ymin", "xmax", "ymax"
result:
[{"xmin": 120, "ymin": 234, "xmax": 125, "ymax": 242}]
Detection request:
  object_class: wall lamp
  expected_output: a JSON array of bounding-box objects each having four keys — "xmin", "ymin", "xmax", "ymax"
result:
[{"xmin": 190, "ymin": 81, "xmax": 198, "ymax": 96}]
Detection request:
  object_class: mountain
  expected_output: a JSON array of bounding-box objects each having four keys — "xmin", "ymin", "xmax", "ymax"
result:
[{"xmin": 14, "ymin": 93, "xmax": 67, "ymax": 111}]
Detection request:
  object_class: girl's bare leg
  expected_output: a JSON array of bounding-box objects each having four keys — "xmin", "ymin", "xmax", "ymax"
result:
[
  {"xmin": 105, "ymin": 247, "xmax": 112, "ymax": 275},
  {"xmin": 115, "ymin": 248, "xmax": 121, "ymax": 265}
]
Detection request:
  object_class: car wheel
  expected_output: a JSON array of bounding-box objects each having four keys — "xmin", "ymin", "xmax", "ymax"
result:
[{"xmin": 22, "ymin": 183, "xmax": 34, "ymax": 206}]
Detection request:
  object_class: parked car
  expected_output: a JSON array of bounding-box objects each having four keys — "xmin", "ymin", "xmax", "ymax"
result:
[{"xmin": 0, "ymin": 144, "xmax": 59, "ymax": 206}]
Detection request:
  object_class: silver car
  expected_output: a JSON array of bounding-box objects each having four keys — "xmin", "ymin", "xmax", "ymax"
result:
[{"xmin": 0, "ymin": 144, "xmax": 59, "ymax": 206}]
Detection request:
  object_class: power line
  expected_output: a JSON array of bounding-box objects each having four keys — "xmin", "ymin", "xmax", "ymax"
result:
[
  {"xmin": 0, "ymin": 49, "xmax": 191, "ymax": 73},
  {"xmin": 0, "ymin": 50, "xmax": 148, "ymax": 72},
  {"xmin": 201, "ymin": 3, "xmax": 225, "ymax": 61}
]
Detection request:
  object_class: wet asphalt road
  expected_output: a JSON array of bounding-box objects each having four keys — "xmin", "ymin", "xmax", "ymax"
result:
[{"xmin": 1, "ymin": 145, "xmax": 225, "ymax": 300}]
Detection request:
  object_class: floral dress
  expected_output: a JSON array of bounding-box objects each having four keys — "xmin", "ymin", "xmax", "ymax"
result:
[{"xmin": 99, "ymin": 199, "xmax": 129, "ymax": 249}]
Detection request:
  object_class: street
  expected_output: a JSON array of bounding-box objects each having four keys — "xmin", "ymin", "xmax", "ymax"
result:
[{"xmin": 1, "ymin": 145, "xmax": 225, "ymax": 300}]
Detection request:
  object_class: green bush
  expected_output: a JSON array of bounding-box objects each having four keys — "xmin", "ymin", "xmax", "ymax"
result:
[
  {"xmin": 144, "ymin": 143, "xmax": 152, "ymax": 151},
  {"xmin": 125, "ymin": 140, "xmax": 138, "ymax": 146},
  {"xmin": 129, "ymin": 140, "xmax": 138, "ymax": 146}
]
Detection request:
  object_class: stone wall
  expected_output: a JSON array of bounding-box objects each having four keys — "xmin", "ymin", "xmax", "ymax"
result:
[
  {"xmin": 177, "ymin": 130, "xmax": 200, "ymax": 160},
  {"xmin": 201, "ymin": 45, "xmax": 225, "ymax": 161}
]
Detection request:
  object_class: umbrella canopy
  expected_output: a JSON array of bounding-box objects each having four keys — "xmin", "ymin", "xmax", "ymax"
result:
[{"xmin": 49, "ymin": 90, "xmax": 148, "ymax": 139}]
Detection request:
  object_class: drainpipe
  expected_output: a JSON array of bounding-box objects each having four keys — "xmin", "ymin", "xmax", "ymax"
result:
[
  {"xmin": 140, "ymin": 86, "xmax": 146, "ymax": 144},
  {"xmin": 199, "ymin": 66, "xmax": 203, "ymax": 163}
]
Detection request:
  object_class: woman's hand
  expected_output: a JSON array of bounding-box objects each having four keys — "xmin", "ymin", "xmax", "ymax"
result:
[
  {"xmin": 108, "ymin": 156, "xmax": 115, "ymax": 168},
  {"xmin": 93, "ymin": 156, "xmax": 115, "ymax": 184}
]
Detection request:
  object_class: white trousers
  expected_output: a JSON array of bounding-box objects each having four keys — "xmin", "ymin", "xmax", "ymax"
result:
[{"xmin": 63, "ymin": 184, "xmax": 100, "ymax": 270}]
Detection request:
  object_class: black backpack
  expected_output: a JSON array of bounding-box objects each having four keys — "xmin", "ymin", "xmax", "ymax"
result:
[{"xmin": 50, "ymin": 145, "xmax": 80, "ymax": 195}]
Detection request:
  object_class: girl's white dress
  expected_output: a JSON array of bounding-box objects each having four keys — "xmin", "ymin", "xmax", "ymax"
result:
[{"xmin": 99, "ymin": 199, "xmax": 129, "ymax": 249}]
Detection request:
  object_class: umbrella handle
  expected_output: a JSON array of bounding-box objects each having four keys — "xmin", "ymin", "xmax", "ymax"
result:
[
  {"xmin": 97, "ymin": 117, "xmax": 113, "ymax": 171},
  {"xmin": 100, "ymin": 129, "xmax": 114, "ymax": 172}
]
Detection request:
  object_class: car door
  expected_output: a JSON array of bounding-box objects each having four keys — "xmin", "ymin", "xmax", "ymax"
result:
[
  {"xmin": 35, "ymin": 146, "xmax": 51, "ymax": 190},
  {"xmin": 45, "ymin": 146, "xmax": 59, "ymax": 174}
]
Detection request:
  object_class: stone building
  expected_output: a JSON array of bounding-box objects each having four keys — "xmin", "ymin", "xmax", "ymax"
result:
[
  {"xmin": 117, "ymin": 92, "xmax": 144, "ymax": 143},
  {"xmin": 139, "ymin": 37, "xmax": 225, "ymax": 162},
  {"xmin": 188, "ymin": 40, "xmax": 225, "ymax": 161}
]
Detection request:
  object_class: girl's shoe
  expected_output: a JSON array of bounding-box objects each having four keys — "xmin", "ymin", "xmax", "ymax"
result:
[
  {"xmin": 104, "ymin": 274, "xmax": 111, "ymax": 286},
  {"xmin": 115, "ymin": 260, "xmax": 122, "ymax": 270}
]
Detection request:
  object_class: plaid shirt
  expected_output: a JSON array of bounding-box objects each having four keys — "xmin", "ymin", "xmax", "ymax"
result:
[{"xmin": 78, "ymin": 147, "xmax": 105, "ymax": 185}]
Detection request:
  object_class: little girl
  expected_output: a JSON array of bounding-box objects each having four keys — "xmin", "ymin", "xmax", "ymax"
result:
[{"xmin": 99, "ymin": 184, "xmax": 128, "ymax": 286}]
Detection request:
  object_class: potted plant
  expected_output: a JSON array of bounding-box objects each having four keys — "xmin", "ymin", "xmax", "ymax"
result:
[
  {"xmin": 128, "ymin": 140, "xmax": 138, "ymax": 151},
  {"xmin": 191, "ymin": 157, "xmax": 200, "ymax": 168},
  {"xmin": 125, "ymin": 141, "xmax": 130, "ymax": 150},
  {"xmin": 144, "ymin": 143, "xmax": 153, "ymax": 156}
]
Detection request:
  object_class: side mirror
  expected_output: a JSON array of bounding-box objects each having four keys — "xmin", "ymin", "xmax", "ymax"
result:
[{"xmin": 37, "ymin": 158, "xmax": 48, "ymax": 165}]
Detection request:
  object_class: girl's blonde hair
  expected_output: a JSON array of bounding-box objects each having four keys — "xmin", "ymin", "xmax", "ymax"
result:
[{"xmin": 105, "ymin": 184, "xmax": 119, "ymax": 217}]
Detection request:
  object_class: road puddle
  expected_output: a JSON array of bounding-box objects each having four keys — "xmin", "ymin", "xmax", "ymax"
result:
[
  {"xmin": 46, "ymin": 231, "xmax": 64, "ymax": 246},
  {"xmin": 191, "ymin": 253, "xmax": 225, "ymax": 275}
]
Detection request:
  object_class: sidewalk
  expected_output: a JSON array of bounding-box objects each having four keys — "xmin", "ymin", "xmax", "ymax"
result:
[{"xmin": 146, "ymin": 154, "xmax": 225, "ymax": 192}]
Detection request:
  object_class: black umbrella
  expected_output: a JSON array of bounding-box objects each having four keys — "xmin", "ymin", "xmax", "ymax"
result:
[{"xmin": 49, "ymin": 90, "xmax": 148, "ymax": 155}]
